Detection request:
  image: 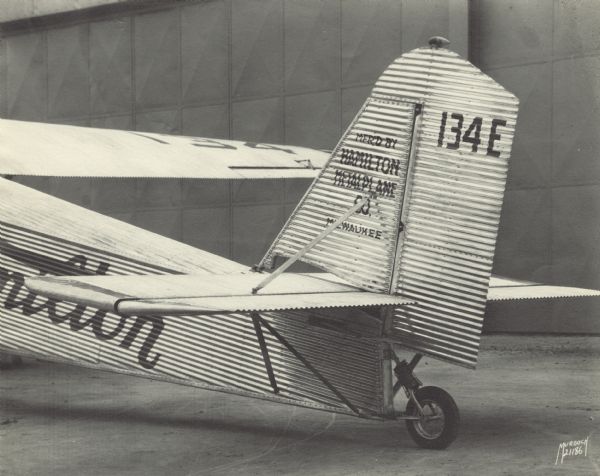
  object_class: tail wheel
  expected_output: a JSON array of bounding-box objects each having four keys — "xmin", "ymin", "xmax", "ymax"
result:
[{"xmin": 405, "ymin": 386, "xmax": 459, "ymax": 449}]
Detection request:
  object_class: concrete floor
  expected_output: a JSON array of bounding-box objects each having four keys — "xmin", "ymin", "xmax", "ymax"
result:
[{"xmin": 0, "ymin": 335, "xmax": 599, "ymax": 476}]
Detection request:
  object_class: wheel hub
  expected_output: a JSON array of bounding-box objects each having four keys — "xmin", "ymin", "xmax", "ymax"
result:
[{"xmin": 414, "ymin": 400, "xmax": 445, "ymax": 440}]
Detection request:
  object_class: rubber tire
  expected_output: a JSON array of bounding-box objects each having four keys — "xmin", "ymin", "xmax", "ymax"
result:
[{"xmin": 405, "ymin": 386, "xmax": 459, "ymax": 449}]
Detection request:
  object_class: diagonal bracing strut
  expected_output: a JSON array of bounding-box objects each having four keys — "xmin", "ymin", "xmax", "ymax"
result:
[
  {"xmin": 255, "ymin": 313, "xmax": 361, "ymax": 416},
  {"xmin": 251, "ymin": 312, "xmax": 279, "ymax": 394},
  {"xmin": 252, "ymin": 194, "xmax": 372, "ymax": 294}
]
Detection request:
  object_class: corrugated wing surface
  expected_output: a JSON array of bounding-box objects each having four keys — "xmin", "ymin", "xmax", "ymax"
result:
[
  {"xmin": 0, "ymin": 119, "xmax": 328, "ymax": 179},
  {"xmin": 374, "ymin": 47, "xmax": 519, "ymax": 368},
  {"xmin": 0, "ymin": 179, "xmax": 384, "ymax": 415}
]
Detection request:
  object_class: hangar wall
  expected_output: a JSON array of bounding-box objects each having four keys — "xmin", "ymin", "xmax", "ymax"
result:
[
  {"xmin": 0, "ymin": 0, "xmax": 466, "ymax": 143},
  {"xmin": 470, "ymin": 0, "xmax": 600, "ymax": 332},
  {"xmin": 0, "ymin": 0, "xmax": 128, "ymax": 23}
]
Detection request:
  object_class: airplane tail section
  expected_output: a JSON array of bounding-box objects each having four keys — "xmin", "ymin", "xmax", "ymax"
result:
[
  {"xmin": 0, "ymin": 179, "xmax": 387, "ymax": 414},
  {"xmin": 261, "ymin": 43, "xmax": 519, "ymax": 367}
]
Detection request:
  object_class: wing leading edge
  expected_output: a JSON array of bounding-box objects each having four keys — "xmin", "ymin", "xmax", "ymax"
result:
[{"xmin": 25, "ymin": 272, "xmax": 415, "ymax": 315}]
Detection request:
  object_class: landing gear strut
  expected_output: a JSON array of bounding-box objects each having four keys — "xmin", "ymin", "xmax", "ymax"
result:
[{"xmin": 393, "ymin": 353, "xmax": 460, "ymax": 449}]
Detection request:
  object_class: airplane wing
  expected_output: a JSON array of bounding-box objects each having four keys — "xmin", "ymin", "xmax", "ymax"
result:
[
  {"xmin": 0, "ymin": 119, "xmax": 328, "ymax": 179},
  {"xmin": 25, "ymin": 272, "xmax": 415, "ymax": 315},
  {"xmin": 487, "ymin": 275, "xmax": 600, "ymax": 301}
]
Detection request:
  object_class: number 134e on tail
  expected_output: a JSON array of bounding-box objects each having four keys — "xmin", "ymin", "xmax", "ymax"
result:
[{"xmin": 3, "ymin": 37, "xmax": 599, "ymax": 449}]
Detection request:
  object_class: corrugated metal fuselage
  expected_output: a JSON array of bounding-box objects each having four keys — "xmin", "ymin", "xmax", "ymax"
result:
[{"xmin": 0, "ymin": 178, "xmax": 387, "ymax": 417}]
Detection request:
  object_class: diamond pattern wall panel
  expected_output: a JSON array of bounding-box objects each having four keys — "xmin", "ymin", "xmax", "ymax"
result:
[
  {"xmin": 0, "ymin": 39, "xmax": 5, "ymax": 116},
  {"xmin": 182, "ymin": 179, "xmax": 230, "ymax": 208},
  {"xmin": 48, "ymin": 25, "xmax": 89, "ymax": 119},
  {"xmin": 492, "ymin": 63, "xmax": 552, "ymax": 190},
  {"xmin": 181, "ymin": 1, "xmax": 228, "ymax": 105},
  {"xmin": 340, "ymin": 85, "xmax": 370, "ymax": 131},
  {"xmin": 284, "ymin": 0, "xmax": 339, "ymax": 94},
  {"xmin": 88, "ymin": 178, "xmax": 138, "ymax": 212},
  {"xmin": 183, "ymin": 207, "xmax": 231, "ymax": 258},
  {"xmin": 554, "ymin": 0, "xmax": 600, "ymax": 57},
  {"xmin": 134, "ymin": 9, "xmax": 180, "ymax": 109},
  {"xmin": 552, "ymin": 184, "xmax": 600, "ymax": 289},
  {"xmin": 182, "ymin": 104, "xmax": 229, "ymax": 138},
  {"xmin": 130, "ymin": 208, "xmax": 182, "ymax": 242},
  {"xmin": 552, "ymin": 56, "xmax": 600, "ymax": 186},
  {"xmin": 471, "ymin": 0, "xmax": 552, "ymax": 69},
  {"xmin": 401, "ymin": 0, "xmax": 450, "ymax": 52},
  {"xmin": 232, "ymin": 97, "xmax": 283, "ymax": 143},
  {"xmin": 341, "ymin": 0, "xmax": 402, "ymax": 86},
  {"xmin": 90, "ymin": 114, "xmax": 133, "ymax": 130},
  {"xmin": 5, "ymin": 32, "xmax": 46, "ymax": 120},
  {"xmin": 232, "ymin": 0, "xmax": 283, "ymax": 99},
  {"xmin": 284, "ymin": 90, "xmax": 339, "ymax": 149},
  {"xmin": 494, "ymin": 188, "xmax": 552, "ymax": 283},
  {"xmin": 136, "ymin": 178, "xmax": 182, "ymax": 209},
  {"xmin": 135, "ymin": 108, "xmax": 180, "ymax": 134},
  {"xmin": 232, "ymin": 179, "xmax": 284, "ymax": 205},
  {"xmin": 90, "ymin": 18, "xmax": 132, "ymax": 115},
  {"xmin": 233, "ymin": 204, "xmax": 284, "ymax": 265}
]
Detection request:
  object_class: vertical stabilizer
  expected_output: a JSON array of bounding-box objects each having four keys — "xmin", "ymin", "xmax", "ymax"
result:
[{"xmin": 262, "ymin": 42, "xmax": 519, "ymax": 368}]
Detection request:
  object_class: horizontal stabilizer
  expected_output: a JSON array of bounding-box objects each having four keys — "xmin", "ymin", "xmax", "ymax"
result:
[
  {"xmin": 488, "ymin": 276, "xmax": 600, "ymax": 301},
  {"xmin": 25, "ymin": 272, "xmax": 414, "ymax": 315},
  {"xmin": 115, "ymin": 293, "xmax": 413, "ymax": 315}
]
